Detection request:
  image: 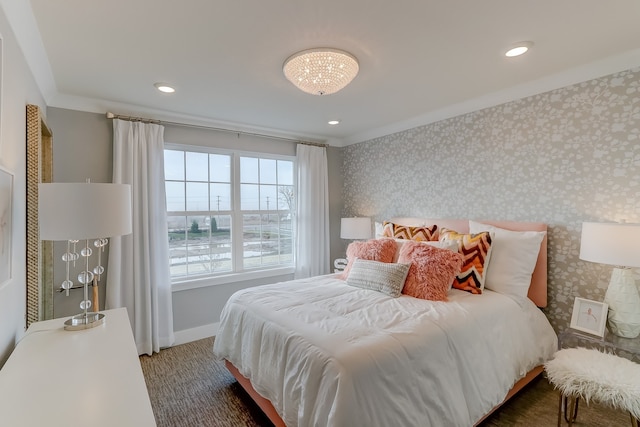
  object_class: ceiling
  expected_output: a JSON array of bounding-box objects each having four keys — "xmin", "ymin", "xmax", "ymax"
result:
[{"xmin": 19, "ymin": 1, "xmax": 640, "ymax": 146}]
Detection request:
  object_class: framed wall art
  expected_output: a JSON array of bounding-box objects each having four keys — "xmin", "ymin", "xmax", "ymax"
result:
[{"xmin": 570, "ymin": 297, "xmax": 608, "ymax": 337}]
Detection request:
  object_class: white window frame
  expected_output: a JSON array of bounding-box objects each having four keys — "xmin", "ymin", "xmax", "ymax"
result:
[{"xmin": 165, "ymin": 143, "xmax": 296, "ymax": 290}]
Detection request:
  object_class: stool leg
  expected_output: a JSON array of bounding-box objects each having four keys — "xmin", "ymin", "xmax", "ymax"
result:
[
  {"xmin": 571, "ymin": 397, "xmax": 579, "ymax": 422},
  {"xmin": 562, "ymin": 395, "xmax": 579, "ymax": 426},
  {"xmin": 567, "ymin": 397, "xmax": 575, "ymax": 426},
  {"xmin": 557, "ymin": 394, "xmax": 563, "ymax": 427}
]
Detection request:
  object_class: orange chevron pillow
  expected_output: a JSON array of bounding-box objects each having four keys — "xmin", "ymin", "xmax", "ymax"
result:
[
  {"xmin": 382, "ymin": 221, "xmax": 438, "ymax": 241},
  {"xmin": 439, "ymin": 228, "xmax": 493, "ymax": 294}
]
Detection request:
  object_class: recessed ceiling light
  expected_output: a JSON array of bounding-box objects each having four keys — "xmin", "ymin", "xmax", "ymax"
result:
[
  {"xmin": 154, "ymin": 82, "xmax": 176, "ymax": 93},
  {"xmin": 505, "ymin": 41, "xmax": 533, "ymax": 57},
  {"xmin": 328, "ymin": 120, "xmax": 341, "ymax": 125}
]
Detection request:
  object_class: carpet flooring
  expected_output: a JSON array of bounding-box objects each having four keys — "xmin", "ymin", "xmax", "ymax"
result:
[{"xmin": 140, "ymin": 337, "xmax": 627, "ymax": 426}]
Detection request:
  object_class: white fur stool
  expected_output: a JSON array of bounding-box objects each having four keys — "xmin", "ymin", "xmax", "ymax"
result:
[{"xmin": 545, "ymin": 347, "xmax": 640, "ymax": 427}]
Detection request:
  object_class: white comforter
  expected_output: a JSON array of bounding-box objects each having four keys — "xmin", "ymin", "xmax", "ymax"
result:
[{"xmin": 213, "ymin": 274, "xmax": 557, "ymax": 427}]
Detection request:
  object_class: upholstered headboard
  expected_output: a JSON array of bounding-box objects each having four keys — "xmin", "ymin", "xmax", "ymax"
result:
[{"xmin": 388, "ymin": 218, "xmax": 548, "ymax": 308}]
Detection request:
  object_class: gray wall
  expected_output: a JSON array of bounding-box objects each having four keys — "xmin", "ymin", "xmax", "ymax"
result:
[
  {"xmin": 47, "ymin": 108, "xmax": 113, "ymax": 317},
  {"xmin": 0, "ymin": 4, "xmax": 48, "ymax": 366},
  {"xmin": 341, "ymin": 67, "xmax": 640, "ymax": 333},
  {"xmin": 45, "ymin": 107, "xmax": 344, "ymax": 335}
]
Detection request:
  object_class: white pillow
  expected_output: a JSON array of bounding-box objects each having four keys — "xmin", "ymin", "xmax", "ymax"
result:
[
  {"xmin": 346, "ymin": 258, "xmax": 410, "ymax": 297},
  {"xmin": 374, "ymin": 221, "xmax": 385, "ymax": 238},
  {"xmin": 468, "ymin": 220, "xmax": 545, "ymax": 298}
]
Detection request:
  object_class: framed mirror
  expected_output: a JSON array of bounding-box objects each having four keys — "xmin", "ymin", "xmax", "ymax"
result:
[{"xmin": 26, "ymin": 104, "xmax": 54, "ymax": 326}]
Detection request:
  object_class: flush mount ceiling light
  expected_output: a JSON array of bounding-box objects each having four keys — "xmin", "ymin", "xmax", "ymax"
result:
[
  {"xmin": 283, "ymin": 48, "xmax": 359, "ymax": 96},
  {"xmin": 505, "ymin": 41, "xmax": 533, "ymax": 57},
  {"xmin": 328, "ymin": 120, "xmax": 341, "ymax": 125},
  {"xmin": 154, "ymin": 82, "xmax": 176, "ymax": 93}
]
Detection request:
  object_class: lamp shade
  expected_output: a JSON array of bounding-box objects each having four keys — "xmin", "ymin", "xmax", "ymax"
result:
[
  {"xmin": 38, "ymin": 183, "xmax": 132, "ymax": 241},
  {"xmin": 579, "ymin": 222, "xmax": 640, "ymax": 268},
  {"xmin": 340, "ymin": 217, "xmax": 372, "ymax": 240}
]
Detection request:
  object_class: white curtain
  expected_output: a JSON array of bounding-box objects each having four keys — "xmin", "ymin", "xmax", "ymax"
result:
[
  {"xmin": 106, "ymin": 119, "xmax": 174, "ymax": 355},
  {"xmin": 295, "ymin": 144, "xmax": 330, "ymax": 278}
]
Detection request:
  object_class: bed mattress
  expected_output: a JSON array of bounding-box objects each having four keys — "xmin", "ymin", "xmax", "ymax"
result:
[{"xmin": 213, "ymin": 274, "xmax": 557, "ymax": 427}]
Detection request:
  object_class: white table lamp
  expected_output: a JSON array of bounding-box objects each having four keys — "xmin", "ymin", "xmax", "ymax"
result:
[
  {"xmin": 579, "ymin": 222, "xmax": 640, "ymax": 338},
  {"xmin": 39, "ymin": 182, "xmax": 132, "ymax": 330},
  {"xmin": 340, "ymin": 217, "xmax": 372, "ymax": 240},
  {"xmin": 335, "ymin": 217, "xmax": 372, "ymax": 272}
]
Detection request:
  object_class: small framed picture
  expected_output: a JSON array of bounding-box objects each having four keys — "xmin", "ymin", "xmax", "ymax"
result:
[{"xmin": 570, "ymin": 297, "xmax": 608, "ymax": 337}]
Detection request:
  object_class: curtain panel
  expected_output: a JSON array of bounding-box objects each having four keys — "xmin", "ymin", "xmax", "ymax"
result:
[
  {"xmin": 295, "ymin": 144, "xmax": 330, "ymax": 278},
  {"xmin": 106, "ymin": 119, "xmax": 174, "ymax": 355}
]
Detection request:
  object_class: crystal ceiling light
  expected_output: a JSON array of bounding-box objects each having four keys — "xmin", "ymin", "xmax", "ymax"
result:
[{"xmin": 283, "ymin": 48, "xmax": 359, "ymax": 96}]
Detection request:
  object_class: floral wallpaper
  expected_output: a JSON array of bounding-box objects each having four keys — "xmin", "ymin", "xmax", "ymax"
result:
[{"xmin": 342, "ymin": 67, "xmax": 640, "ymax": 332}]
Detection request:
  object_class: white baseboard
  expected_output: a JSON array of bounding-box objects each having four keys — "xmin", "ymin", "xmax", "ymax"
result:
[{"xmin": 173, "ymin": 322, "xmax": 219, "ymax": 346}]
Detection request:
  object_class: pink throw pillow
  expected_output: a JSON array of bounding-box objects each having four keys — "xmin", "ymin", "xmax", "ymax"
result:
[
  {"xmin": 339, "ymin": 238, "xmax": 397, "ymax": 280},
  {"xmin": 398, "ymin": 240, "xmax": 463, "ymax": 301}
]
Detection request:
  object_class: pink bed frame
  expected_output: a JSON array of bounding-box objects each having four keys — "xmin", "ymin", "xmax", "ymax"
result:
[{"xmin": 225, "ymin": 219, "xmax": 549, "ymax": 426}]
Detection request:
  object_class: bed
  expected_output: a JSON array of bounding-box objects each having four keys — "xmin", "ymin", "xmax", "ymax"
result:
[{"xmin": 213, "ymin": 218, "xmax": 558, "ymax": 426}]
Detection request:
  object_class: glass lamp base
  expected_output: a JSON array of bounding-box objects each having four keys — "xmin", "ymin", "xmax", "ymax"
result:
[{"xmin": 64, "ymin": 312, "xmax": 105, "ymax": 331}]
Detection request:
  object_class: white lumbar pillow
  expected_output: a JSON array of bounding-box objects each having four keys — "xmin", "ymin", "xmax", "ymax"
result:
[{"xmin": 468, "ymin": 220, "xmax": 545, "ymax": 298}]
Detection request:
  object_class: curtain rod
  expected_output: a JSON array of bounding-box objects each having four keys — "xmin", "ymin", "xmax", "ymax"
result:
[{"xmin": 105, "ymin": 112, "xmax": 328, "ymax": 148}]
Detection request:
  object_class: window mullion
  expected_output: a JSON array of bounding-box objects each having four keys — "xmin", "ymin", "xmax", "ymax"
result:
[{"xmin": 232, "ymin": 154, "xmax": 243, "ymax": 273}]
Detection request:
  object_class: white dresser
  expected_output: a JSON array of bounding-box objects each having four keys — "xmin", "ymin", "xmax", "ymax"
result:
[{"xmin": 0, "ymin": 308, "xmax": 156, "ymax": 426}]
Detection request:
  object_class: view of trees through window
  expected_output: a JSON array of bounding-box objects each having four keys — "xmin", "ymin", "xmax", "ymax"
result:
[{"xmin": 164, "ymin": 147, "xmax": 294, "ymax": 280}]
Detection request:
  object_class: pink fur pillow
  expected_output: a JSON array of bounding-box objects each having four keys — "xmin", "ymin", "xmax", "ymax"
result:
[
  {"xmin": 339, "ymin": 238, "xmax": 397, "ymax": 280},
  {"xmin": 398, "ymin": 241, "xmax": 463, "ymax": 301}
]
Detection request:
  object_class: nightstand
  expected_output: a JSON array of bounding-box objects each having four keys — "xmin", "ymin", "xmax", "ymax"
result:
[{"xmin": 558, "ymin": 328, "xmax": 640, "ymax": 363}]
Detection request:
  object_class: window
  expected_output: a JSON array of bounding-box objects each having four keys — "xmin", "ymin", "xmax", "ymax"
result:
[{"xmin": 164, "ymin": 146, "xmax": 295, "ymax": 282}]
